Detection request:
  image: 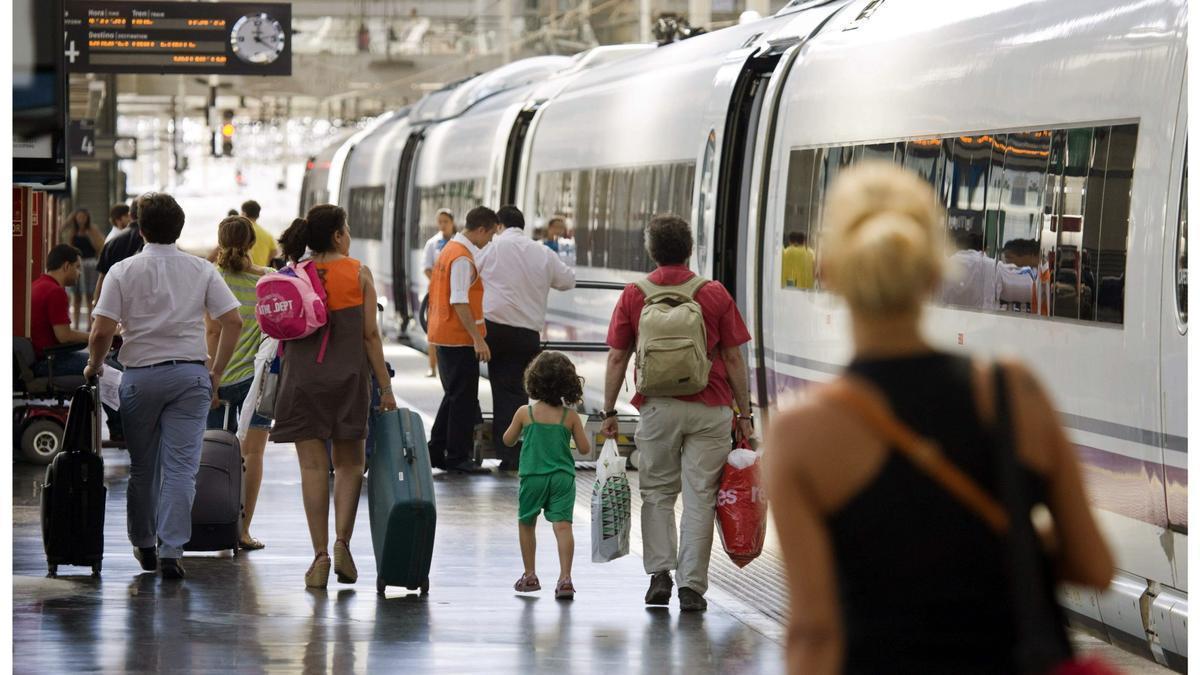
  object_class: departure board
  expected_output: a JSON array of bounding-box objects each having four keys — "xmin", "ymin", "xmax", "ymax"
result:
[{"xmin": 64, "ymin": 2, "xmax": 292, "ymax": 76}]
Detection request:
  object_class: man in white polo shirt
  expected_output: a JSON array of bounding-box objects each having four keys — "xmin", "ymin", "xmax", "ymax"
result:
[
  {"xmin": 85, "ymin": 192, "xmax": 243, "ymax": 580},
  {"xmin": 475, "ymin": 205, "xmax": 575, "ymax": 471}
]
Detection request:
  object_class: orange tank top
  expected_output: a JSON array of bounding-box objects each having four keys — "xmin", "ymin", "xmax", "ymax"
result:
[
  {"xmin": 315, "ymin": 257, "xmax": 363, "ymax": 311},
  {"xmin": 427, "ymin": 240, "xmax": 485, "ymax": 346}
]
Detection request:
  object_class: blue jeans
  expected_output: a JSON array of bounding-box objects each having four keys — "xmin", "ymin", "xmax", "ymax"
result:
[
  {"xmin": 206, "ymin": 377, "xmax": 272, "ymax": 433},
  {"xmin": 119, "ymin": 363, "xmax": 212, "ymax": 559},
  {"xmin": 32, "ymin": 349, "xmax": 90, "ymax": 379}
]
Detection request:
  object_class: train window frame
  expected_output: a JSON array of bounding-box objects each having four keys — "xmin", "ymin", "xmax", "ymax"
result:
[{"xmin": 779, "ymin": 122, "xmax": 1138, "ymax": 326}]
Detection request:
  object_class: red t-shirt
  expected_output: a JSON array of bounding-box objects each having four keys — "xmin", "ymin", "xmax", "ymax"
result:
[
  {"xmin": 30, "ymin": 274, "xmax": 70, "ymax": 359},
  {"xmin": 606, "ymin": 265, "xmax": 752, "ymax": 409}
]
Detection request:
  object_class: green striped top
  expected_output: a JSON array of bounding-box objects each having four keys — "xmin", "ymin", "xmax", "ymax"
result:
[{"xmin": 216, "ymin": 266, "xmax": 263, "ymax": 386}]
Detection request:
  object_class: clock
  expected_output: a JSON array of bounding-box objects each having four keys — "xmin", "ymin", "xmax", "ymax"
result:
[{"xmin": 230, "ymin": 13, "xmax": 285, "ymax": 65}]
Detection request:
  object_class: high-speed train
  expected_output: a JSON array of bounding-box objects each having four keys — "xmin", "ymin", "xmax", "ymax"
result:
[{"xmin": 306, "ymin": 0, "xmax": 1188, "ymax": 667}]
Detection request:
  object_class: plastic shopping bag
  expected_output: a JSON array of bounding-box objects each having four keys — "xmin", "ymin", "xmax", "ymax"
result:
[
  {"xmin": 591, "ymin": 439, "xmax": 631, "ymax": 562},
  {"xmin": 716, "ymin": 439, "xmax": 767, "ymax": 568}
]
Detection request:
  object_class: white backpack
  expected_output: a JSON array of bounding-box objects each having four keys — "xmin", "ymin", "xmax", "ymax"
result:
[{"xmin": 633, "ymin": 275, "xmax": 711, "ymax": 397}]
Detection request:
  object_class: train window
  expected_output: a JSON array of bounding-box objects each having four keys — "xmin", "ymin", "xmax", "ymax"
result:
[
  {"xmin": 780, "ymin": 148, "xmax": 820, "ymax": 290},
  {"xmin": 593, "ymin": 169, "xmax": 611, "ymax": 269},
  {"xmin": 783, "ymin": 122, "xmax": 1137, "ymax": 324},
  {"xmin": 1177, "ymin": 155, "xmax": 1188, "ymax": 325},
  {"xmin": 347, "ymin": 186, "xmax": 385, "ymax": 240},
  {"xmin": 575, "ymin": 170, "xmax": 591, "ymax": 268}
]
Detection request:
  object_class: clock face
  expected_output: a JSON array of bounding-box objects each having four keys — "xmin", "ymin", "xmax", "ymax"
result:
[{"xmin": 230, "ymin": 14, "xmax": 285, "ymax": 64}]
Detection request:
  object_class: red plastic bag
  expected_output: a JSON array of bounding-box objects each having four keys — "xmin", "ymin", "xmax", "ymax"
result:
[{"xmin": 716, "ymin": 439, "xmax": 767, "ymax": 568}]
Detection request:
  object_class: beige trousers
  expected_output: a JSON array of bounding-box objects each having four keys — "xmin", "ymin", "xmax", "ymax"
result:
[{"xmin": 635, "ymin": 397, "xmax": 731, "ymax": 595}]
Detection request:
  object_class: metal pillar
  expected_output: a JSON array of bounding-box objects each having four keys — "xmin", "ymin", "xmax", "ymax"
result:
[{"xmin": 689, "ymin": 0, "xmax": 711, "ymax": 31}]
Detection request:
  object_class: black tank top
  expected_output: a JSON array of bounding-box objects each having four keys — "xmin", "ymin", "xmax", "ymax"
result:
[
  {"xmin": 830, "ymin": 352, "xmax": 1048, "ymax": 674},
  {"xmin": 72, "ymin": 230, "xmax": 97, "ymax": 259}
]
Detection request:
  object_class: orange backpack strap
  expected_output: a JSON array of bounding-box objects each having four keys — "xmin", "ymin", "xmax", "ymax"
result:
[{"xmin": 820, "ymin": 378, "xmax": 1010, "ymax": 535}]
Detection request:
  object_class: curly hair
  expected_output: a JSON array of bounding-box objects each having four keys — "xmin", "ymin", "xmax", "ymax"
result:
[
  {"xmin": 215, "ymin": 216, "xmax": 257, "ymax": 272},
  {"xmin": 523, "ymin": 351, "xmax": 584, "ymax": 407}
]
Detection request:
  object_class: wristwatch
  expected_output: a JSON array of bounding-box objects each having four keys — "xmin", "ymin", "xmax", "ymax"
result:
[{"xmin": 603, "ymin": 410, "xmax": 618, "ymax": 419}]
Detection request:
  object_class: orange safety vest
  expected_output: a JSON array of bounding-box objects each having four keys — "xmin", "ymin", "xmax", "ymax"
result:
[{"xmin": 427, "ymin": 240, "xmax": 486, "ymax": 346}]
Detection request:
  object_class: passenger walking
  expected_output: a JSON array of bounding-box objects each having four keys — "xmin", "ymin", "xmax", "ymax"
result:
[
  {"xmin": 476, "ymin": 205, "xmax": 575, "ymax": 471},
  {"xmin": 503, "ymin": 351, "xmax": 591, "ymax": 599},
  {"xmin": 240, "ymin": 200, "xmax": 280, "ymax": 267},
  {"xmin": 421, "ymin": 208, "xmax": 457, "ymax": 378},
  {"xmin": 600, "ymin": 214, "xmax": 754, "ymax": 612},
  {"xmin": 60, "ymin": 208, "xmax": 105, "ymax": 329},
  {"xmin": 93, "ymin": 197, "xmax": 145, "ymax": 312},
  {"xmin": 205, "ymin": 216, "xmax": 272, "ymax": 550},
  {"xmin": 764, "ymin": 163, "xmax": 1113, "ymax": 675},
  {"xmin": 269, "ymin": 204, "xmax": 397, "ymax": 588},
  {"xmin": 30, "ymin": 245, "xmax": 91, "ymax": 377},
  {"xmin": 85, "ymin": 192, "xmax": 244, "ymax": 580},
  {"xmin": 426, "ymin": 206, "xmax": 499, "ymax": 474},
  {"xmin": 106, "ymin": 203, "xmax": 132, "ymax": 243}
]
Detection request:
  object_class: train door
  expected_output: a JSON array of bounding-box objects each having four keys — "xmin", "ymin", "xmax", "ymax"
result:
[
  {"xmin": 710, "ymin": 39, "xmax": 802, "ymax": 420},
  {"xmin": 501, "ymin": 106, "xmax": 539, "ymax": 206},
  {"xmin": 1160, "ymin": 70, "xmax": 1187, "ymax": 545},
  {"xmin": 391, "ymin": 131, "xmax": 424, "ymax": 331}
]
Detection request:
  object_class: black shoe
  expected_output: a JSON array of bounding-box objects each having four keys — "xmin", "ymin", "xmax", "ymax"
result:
[
  {"xmin": 448, "ymin": 460, "xmax": 489, "ymax": 475},
  {"xmin": 645, "ymin": 571, "xmax": 673, "ymax": 606},
  {"xmin": 678, "ymin": 587, "xmax": 707, "ymax": 612},
  {"xmin": 497, "ymin": 460, "xmax": 518, "ymax": 472},
  {"xmin": 133, "ymin": 547, "xmax": 157, "ymax": 572},
  {"xmin": 160, "ymin": 558, "xmax": 186, "ymax": 580}
]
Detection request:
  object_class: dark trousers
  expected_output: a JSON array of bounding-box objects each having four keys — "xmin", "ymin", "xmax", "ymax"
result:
[
  {"xmin": 429, "ymin": 345, "xmax": 481, "ymax": 468},
  {"xmin": 484, "ymin": 320, "xmax": 541, "ymax": 467}
]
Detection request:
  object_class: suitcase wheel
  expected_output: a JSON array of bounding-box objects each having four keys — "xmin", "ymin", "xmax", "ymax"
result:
[
  {"xmin": 376, "ymin": 577, "xmax": 387, "ymax": 595},
  {"xmin": 48, "ymin": 564, "xmax": 57, "ymax": 578},
  {"xmin": 91, "ymin": 562, "xmax": 102, "ymax": 577}
]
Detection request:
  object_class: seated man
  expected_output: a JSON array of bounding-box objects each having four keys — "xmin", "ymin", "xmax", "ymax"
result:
[{"xmin": 30, "ymin": 244, "xmax": 91, "ymax": 378}]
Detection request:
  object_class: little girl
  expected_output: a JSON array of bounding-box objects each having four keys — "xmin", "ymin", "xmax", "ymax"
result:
[{"xmin": 503, "ymin": 351, "xmax": 591, "ymax": 599}]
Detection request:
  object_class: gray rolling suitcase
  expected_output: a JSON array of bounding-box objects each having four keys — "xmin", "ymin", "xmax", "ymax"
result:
[{"xmin": 184, "ymin": 405, "xmax": 245, "ymax": 554}]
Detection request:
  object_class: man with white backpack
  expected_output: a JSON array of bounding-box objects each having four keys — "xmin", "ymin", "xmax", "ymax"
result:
[{"xmin": 600, "ymin": 214, "xmax": 754, "ymax": 612}]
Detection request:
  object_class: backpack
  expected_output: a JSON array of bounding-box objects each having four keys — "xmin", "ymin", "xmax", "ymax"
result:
[
  {"xmin": 255, "ymin": 260, "xmax": 331, "ymax": 363},
  {"xmin": 633, "ymin": 275, "xmax": 711, "ymax": 397}
]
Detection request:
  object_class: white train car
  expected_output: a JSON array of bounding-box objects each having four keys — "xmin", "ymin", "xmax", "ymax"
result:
[{"xmin": 298, "ymin": 1, "xmax": 1187, "ymax": 665}]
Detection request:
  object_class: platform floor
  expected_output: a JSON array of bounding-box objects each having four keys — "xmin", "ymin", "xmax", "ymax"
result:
[{"xmin": 11, "ymin": 345, "xmax": 1171, "ymax": 673}]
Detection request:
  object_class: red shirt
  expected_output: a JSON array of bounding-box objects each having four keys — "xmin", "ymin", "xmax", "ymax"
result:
[
  {"xmin": 30, "ymin": 274, "xmax": 70, "ymax": 359},
  {"xmin": 606, "ymin": 265, "xmax": 752, "ymax": 409}
]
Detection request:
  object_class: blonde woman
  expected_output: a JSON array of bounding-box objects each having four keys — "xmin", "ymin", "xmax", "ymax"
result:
[
  {"xmin": 765, "ymin": 163, "xmax": 1113, "ymax": 674},
  {"xmin": 205, "ymin": 216, "xmax": 272, "ymax": 550}
]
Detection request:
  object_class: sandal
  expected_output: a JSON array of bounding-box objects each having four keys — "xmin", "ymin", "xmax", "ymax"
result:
[
  {"xmin": 239, "ymin": 537, "xmax": 265, "ymax": 551},
  {"xmin": 305, "ymin": 552, "xmax": 331, "ymax": 589},
  {"xmin": 513, "ymin": 573, "xmax": 541, "ymax": 593},
  {"xmin": 555, "ymin": 578, "xmax": 576, "ymax": 600},
  {"xmin": 333, "ymin": 539, "xmax": 358, "ymax": 584}
]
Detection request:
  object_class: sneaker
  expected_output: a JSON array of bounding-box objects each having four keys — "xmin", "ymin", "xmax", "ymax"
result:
[
  {"xmin": 513, "ymin": 573, "xmax": 541, "ymax": 593},
  {"xmin": 678, "ymin": 587, "xmax": 707, "ymax": 612},
  {"xmin": 555, "ymin": 578, "xmax": 575, "ymax": 600},
  {"xmin": 133, "ymin": 546, "xmax": 157, "ymax": 572},
  {"xmin": 645, "ymin": 571, "xmax": 672, "ymax": 606},
  {"xmin": 160, "ymin": 558, "xmax": 186, "ymax": 580}
]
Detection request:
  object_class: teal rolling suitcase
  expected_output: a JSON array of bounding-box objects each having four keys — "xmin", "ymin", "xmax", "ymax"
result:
[{"xmin": 368, "ymin": 408, "xmax": 436, "ymax": 595}]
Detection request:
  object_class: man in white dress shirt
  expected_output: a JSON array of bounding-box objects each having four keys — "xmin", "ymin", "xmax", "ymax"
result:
[{"xmin": 475, "ymin": 205, "xmax": 576, "ymax": 471}]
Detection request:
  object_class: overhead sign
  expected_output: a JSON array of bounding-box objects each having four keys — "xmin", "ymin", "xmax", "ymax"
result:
[
  {"xmin": 64, "ymin": 1, "xmax": 292, "ymax": 76},
  {"xmin": 68, "ymin": 119, "xmax": 96, "ymax": 158}
]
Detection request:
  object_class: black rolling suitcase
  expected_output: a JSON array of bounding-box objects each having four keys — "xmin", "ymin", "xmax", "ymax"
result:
[
  {"xmin": 184, "ymin": 405, "xmax": 244, "ymax": 554},
  {"xmin": 41, "ymin": 382, "xmax": 107, "ymax": 577}
]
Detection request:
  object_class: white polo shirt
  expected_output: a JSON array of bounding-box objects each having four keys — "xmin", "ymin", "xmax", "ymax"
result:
[
  {"xmin": 93, "ymin": 243, "xmax": 240, "ymax": 367},
  {"xmin": 447, "ymin": 232, "xmax": 481, "ymax": 305},
  {"xmin": 475, "ymin": 227, "xmax": 576, "ymax": 332}
]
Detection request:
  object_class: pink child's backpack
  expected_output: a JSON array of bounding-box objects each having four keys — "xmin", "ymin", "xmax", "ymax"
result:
[{"xmin": 255, "ymin": 260, "xmax": 331, "ymax": 362}]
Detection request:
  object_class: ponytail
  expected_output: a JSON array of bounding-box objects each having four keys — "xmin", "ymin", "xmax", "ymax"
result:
[
  {"xmin": 279, "ymin": 204, "xmax": 346, "ymax": 263},
  {"xmin": 215, "ymin": 216, "xmax": 256, "ymax": 273}
]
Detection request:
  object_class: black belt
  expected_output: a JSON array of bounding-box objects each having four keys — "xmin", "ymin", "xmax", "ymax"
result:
[{"xmin": 127, "ymin": 359, "xmax": 206, "ymax": 370}]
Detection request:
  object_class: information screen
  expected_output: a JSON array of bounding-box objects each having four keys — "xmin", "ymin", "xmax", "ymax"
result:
[{"xmin": 64, "ymin": 1, "xmax": 292, "ymax": 76}]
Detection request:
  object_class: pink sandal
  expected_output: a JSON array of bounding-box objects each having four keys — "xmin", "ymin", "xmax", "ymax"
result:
[
  {"xmin": 555, "ymin": 578, "xmax": 575, "ymax": 600},
  {"xmin": 513, "ymin": 573, "xmax": 541, "ymax": 592}
]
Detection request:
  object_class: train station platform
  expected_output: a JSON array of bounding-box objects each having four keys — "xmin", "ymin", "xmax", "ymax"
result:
[{"xmin": 11, "ymin": 345, "xmax": 1170, "ymax": 673}]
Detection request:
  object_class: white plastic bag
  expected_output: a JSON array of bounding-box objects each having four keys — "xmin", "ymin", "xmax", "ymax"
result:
[
  {"xmin": 237, "ymin": 337, "xmax": 278, "ymax": 443},
  {"xmin": 591, "ymin": 439, "xmax": 631, "ymax": 562}
]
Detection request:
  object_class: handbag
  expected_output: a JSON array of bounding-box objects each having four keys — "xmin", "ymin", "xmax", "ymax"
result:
[
  {"xmin": 822, "ymin": 365, "xmax": 1115, "ymax": 675},
  {"xmin": 254, "ymin": 355, "xmax": 281, "ymax": 419}
]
